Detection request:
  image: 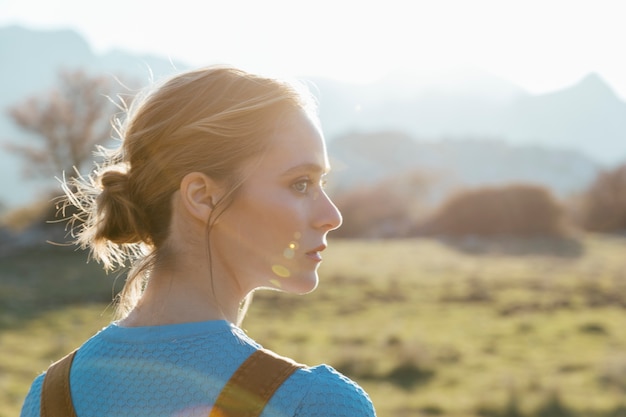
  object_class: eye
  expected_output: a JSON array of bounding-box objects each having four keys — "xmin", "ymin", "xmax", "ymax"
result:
[{"xmin": 292, "ymin": 178, "xmax": 312, "ymax": 194}]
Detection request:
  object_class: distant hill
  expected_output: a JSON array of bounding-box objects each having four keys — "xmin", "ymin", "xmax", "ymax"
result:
[
  {"xmin": 0, "ymin": 25, "xmax": 187, "ymax": 111},
  {"xmin": 327, "ymin": 132, "xmax": 599, "ymax": 202},
  {"xmin": 1, "ymin": 25, "xmax": 624, "ymax": 210},
  {"xmin": 312, "ymin": 72, "xmax": 626, "ymax": 165}
]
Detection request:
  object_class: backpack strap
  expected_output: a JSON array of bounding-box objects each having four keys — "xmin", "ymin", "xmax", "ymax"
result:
[
  {"xmin": 40, "ymin": 348, "xmax": 301, "ymax": 417},
  {"xmin": 209, "ymin": 348, "xmax": 303, "ymax": 417},
  {"xmin": 40, "ymin": 350, "xmax": 78, "ymax": 417}
]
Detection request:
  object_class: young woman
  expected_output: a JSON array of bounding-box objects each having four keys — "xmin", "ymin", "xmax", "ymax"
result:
[{"xmin": 20, "ymin": 66, "xmax": 376, "ymax": 416}]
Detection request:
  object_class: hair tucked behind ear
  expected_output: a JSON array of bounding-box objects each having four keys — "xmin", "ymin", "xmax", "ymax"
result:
[{"xmin": 60, "ymin": 65, "xmax": 319, "ymax": 319}]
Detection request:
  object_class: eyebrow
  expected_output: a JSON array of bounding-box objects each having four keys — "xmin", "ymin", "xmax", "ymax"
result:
[{"xmin": 280, "ymin": 163, "xmax": 331, "ymax": 177}]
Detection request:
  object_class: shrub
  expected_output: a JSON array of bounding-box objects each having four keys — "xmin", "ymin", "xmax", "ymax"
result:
[
  {"xmin": 424, "ymin": 183, "xmax": 565, "ymax": 237},
  {"xmin": 576, "ymin": 163, "xmax": 626, "ymax": 233},
  {"xmin": 332, "ymin": 171, "xmax": 431, "ymax": 238}
]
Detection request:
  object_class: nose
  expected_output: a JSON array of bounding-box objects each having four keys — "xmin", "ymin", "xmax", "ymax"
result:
[{"xmin": 314, "ymin": 190, "xmax": 343, "ymax": 232}]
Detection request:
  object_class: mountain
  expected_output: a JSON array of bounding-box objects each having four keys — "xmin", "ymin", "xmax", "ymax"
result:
[
  {"xmin": 0, "ymin": 26, "xmax": 187, "ymax": 114},
  {"xmin": 495, "ymin": 73, "xmax": 626, "ymax": 163},
  {"xmin": 312, "ymin": 72, "xmax": 626, "ymax": 166},
  {"xmin": 1, "ymin": 25, "xmax": 624, "ymax": 210},
  {"xmin": 327, "ymin": 132, "xmax": 599, "ymax": 201}
]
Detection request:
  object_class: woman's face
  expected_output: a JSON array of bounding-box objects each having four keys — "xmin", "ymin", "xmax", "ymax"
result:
[{"xmin": 211, "ymin": 109, "xmax": 342, "ymax": 296}]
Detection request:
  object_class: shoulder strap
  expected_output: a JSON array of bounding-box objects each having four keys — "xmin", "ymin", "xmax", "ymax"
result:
[
  {"xmin": 209, "ymin": 348, "xmax": 303, "ymax": 417},
  {"xmin": 40, "ymin": 350, "xmax": 78, "ymax": 417}
]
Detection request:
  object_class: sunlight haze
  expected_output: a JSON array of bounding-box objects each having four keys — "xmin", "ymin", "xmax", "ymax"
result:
[{"xmin": 3, "ymin": 0, "xmax": 626, "ymax": 98}]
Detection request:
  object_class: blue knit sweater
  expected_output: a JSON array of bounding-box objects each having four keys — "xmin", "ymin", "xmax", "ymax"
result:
[{"xmin": 20, "ymin": 320, "xmax": 376, "ymax": 417}]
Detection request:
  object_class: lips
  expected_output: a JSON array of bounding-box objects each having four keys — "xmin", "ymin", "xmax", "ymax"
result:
[{"xmin": 305, "ymin": 244, "xmax": 326, "ymax": 262}]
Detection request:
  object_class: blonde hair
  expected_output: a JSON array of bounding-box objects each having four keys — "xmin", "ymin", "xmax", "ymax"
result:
[{"xmin": 62, "ymin": 66, "xmax": 318, "ymax": 319}]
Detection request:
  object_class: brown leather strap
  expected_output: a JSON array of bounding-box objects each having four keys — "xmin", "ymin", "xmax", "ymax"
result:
[
  {"xmin": 209, "ymin": 349, "xmax": 302, "ymax": 417},
  {"xmin": 40, "ymin": 350, "xmax": 78, "ymax": 417}
]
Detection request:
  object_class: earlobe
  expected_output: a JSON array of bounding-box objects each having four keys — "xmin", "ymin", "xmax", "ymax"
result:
[{"xmin": 179, "ymin": 172, "xmax": 220, "ymax": 223}]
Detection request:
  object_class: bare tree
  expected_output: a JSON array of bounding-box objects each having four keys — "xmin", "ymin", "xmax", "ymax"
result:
[{"xmin": 6, "ymin": 69, "xmax": 119, "ymax": 181}]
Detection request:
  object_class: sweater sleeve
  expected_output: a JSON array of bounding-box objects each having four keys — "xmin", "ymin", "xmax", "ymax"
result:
[
  {"xmin": 293, "ymin": 365, "xmax": 376, "ymax": 417},
  {"xmin": 20, "ymin": 373, "xmax": 44, "ymax": 417}
]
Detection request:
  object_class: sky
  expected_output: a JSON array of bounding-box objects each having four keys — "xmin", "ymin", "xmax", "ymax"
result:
[{"xmin": 2, "ymin": 0, "xmax": 626, "ymax": 99}]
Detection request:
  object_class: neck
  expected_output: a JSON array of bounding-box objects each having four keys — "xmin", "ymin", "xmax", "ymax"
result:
[
  {"xmin": 119, "ymin": 264, "xmax": 244, "ymax": 327},
  {"xmin": 120, "ymin": 205, "xmax": 250, "ymax": 328}
]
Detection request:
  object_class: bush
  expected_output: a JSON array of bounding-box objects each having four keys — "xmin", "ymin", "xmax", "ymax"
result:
[
  {"xmin": 576, "ymin": 163, "xmax": 626, "ymax": 233},
  {"xmin": 331, "ymin": 171, "xmax": 431, "ymax": 238},
  {"xmin": 423, "ymin": 183, "xmax": 566, "ymax": 237}
]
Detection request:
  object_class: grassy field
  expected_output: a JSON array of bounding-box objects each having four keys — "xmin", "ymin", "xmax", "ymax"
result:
[{"xmin": 1, "ymin": 234, "xmax": 625, "ymax": 417}]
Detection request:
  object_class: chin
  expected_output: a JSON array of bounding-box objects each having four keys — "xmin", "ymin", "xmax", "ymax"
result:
[
  {"xmin": 294, "ymin": 277, "xmax": 319, "ymax": 295},
  {"xmin": 277, "ymin": 273, "xmax": 319, "ymax": 295}
]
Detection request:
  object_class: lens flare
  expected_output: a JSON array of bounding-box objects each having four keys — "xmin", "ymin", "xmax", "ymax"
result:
[
  {"xmin": 272, "ymin": 264, "xmax": 291, "ymax": 278},
  {"xmin": 283, "ymin": 241, "xmax": 299, "ymax": 259}
]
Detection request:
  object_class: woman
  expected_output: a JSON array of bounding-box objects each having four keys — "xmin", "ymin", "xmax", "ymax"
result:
[{"xmin": 20, "ymin": 66, "xmax": 376, "ymax": 416}]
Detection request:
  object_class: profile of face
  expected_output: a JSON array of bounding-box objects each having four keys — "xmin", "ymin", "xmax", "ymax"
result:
[{"xmin": 210, "ymin": 109, "xmax": 342, "ymax": 296}]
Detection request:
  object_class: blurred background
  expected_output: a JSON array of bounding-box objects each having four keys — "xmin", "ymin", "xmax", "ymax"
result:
[{"xmin": 1, "ymin": 1, "xmax": 625, "ymax": 416}]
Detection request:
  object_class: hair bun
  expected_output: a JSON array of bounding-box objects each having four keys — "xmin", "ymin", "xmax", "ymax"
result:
[
  {"xmin": 96, "ymin": 169, "xmax": 145, "ymax": 245},
  {"xmin": 100, "ymin": 169, "xmax": 130, "ymax": 195}
]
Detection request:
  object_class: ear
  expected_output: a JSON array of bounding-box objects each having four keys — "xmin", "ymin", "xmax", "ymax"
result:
[{"xmin": 179, "ymin": 172, "xmax": 221, "ymax": 223}]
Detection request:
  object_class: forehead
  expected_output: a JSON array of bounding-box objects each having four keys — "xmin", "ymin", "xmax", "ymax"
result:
[{"xmin": 261, "ymin": 110, "xmax": 329, "ymax": 171}]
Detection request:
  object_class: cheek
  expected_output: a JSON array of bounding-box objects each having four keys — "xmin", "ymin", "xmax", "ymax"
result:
[
  {"xmin": 253, "ymin": 201, "xmax": 309, "ymax": 277},
  {"xmin": 232, "ymin": 193, "xmax": 301, "ymax": 252},
  {"xmin": 227, "ymin": 194, "xmax": 316, "ymax": 292},
  {"xmin": 256, "ymin": 199, "xmax": 302, "ymax": 248}
]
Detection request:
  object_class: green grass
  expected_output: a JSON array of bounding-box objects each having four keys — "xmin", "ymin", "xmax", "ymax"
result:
[{"xmin": 2, "ymin": 234, "xmax": 626, "ymax": 417}]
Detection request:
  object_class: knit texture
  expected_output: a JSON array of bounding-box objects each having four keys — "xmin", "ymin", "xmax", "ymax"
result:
[{"xmin": 20, "ymin": 320, "xmax": 376, "ymax": 417}]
